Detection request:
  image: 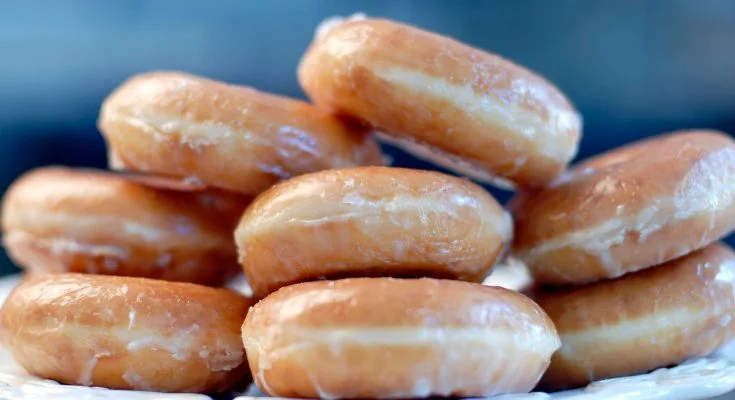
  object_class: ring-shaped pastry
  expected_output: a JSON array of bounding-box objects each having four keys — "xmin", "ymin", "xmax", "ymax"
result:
[
  {"xmin": 533, "ymin": 243, "xmax": 735, "ymax": 390},
  {"xmin": 511, "ymin": 130, "xmax": 735, "ymax": 285},
  {"xmin": 1, "ymin": 167, "xmax": 247, "ymax": 285},
  {"xmin": 242, "ymin": 277, "xmax": 560, "ymax": 398},
  {"xmin": 235, "ymin": 166, "xmax": 512, "ymax": 298},
  {"xmin": 99, "ymin": 71, "xmax": 385, "ymax": 196},
  {"xmin": 0, "ymin": 273, "xmax": 251, "ymax": 393},
  {"xmin": 298, "ymin": 16, "xmax": 581, "ymax": 190}
]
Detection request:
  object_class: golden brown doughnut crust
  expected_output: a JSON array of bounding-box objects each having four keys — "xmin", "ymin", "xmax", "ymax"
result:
[
  {"xmin": 235, "ymin": 166, "xmax": 512, "ymax": 299},
  {"xmin": 99, "ymin": 71, "xmax": 385, "ymax": 196},
  {"xmin": 1, "ymin": 167, "xmax": 248, "ymax": 285},
  {"xmin": 533, "ymin": 243, "xmax": 735, "ymax": 390},
  {"xmin": 298, "ymin": 17, "xmax": 581, "ymax": 189},
  {"xmin": 242, "ymin": 277, "xmax": 560, "ymax": 398},
  {"xmin": 0, "ymin": 273, "xmax": 251, "ymax": 393},
  {"xmin": 511, "ymin": 130, "xmax": 735, "ymax": 285}
]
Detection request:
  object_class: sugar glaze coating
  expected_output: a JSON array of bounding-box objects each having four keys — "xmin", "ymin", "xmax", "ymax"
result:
[
  {"xmin": 533, "ymin": 243, "xmax": 735, "ymax": 390},
  {"xmin": 1, "ymin": 167, "xmax": 247, "ymax": 285},
  {"xmin": 235, "ymin": 167, "xmax": 512, "ymax": 298},
  {"xmin": 512, "ymin": 130, "xmax": 735, "ymax": 285},
  {"xmin": 298, "ymin": 16, "xmax": 581, "ymax": 190},
  {"xmin": 0, "ymin": 273, "xmax": 251, "ymax": 393},
  {"xmin": 99, "ymin": 71, "xmax": 385, "ymax": 196},
  {"xmin": 242, "ymin": 277, "xmax": 560, "ymax": 398}
]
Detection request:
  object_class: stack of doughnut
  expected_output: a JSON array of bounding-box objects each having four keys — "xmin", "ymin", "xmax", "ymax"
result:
[
  {"xmin": 512, "ymin": 130, "xmax": 735, "ymax": 390},
  {"xmin": 0, "ymin": 13, "xmax": 732, "ymax": 399}
]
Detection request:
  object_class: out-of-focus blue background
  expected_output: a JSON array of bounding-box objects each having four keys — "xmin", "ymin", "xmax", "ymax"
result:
[{"xmin": 1, "ymin": 0, "xmax": 734, "ymax": 276}]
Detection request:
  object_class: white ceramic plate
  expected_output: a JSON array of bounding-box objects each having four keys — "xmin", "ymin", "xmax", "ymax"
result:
[{"xmin": 0, "ymin": 267, "xmax": 734, "ymax": 400}]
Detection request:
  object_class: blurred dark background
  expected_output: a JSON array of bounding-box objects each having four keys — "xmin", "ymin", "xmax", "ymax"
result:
[{"xmin": 1, "ymin": 0, "xmax": 734, "ymax": 276}]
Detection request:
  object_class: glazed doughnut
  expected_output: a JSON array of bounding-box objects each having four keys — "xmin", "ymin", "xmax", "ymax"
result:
[
  {"xmin": 242, "ymin": 277, "xmax": 560, "ymax": 398},
  {"xmin": 99, "ymin": 71, "xmax": 385, "ymax": 196},
  {"xmin": 0, "ymin": 273, "xmax": 251, "ymax": 393},
  {"xmin": 298, "ymin": 16, "xmax": 581, "ymax": 190},
  {"xmin": 511, "ymin": 130, "xmax": 735, "ymax": 286},
  {"xmin": 235, "ymin": 166, "xmax": 512, "ymax": 299},
  {"xmin": 533, "ymin": 242, "xmax": 735, "ymax": 390},
  {"xmin": 1, "ymin": 167, "xmax": 248, "ymax": 285}
]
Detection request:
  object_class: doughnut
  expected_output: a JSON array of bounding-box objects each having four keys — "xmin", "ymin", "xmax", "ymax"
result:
[
  {"xmin": 0, "ymin": 273, "xmax": 251, "ymax": 393},
  {"xmin": 1, "ymin": 167, "xmax": 248, "ymax": 285},
  {"xmin": 298, "ymin": 16, "xmax": 581, "ymax": 190},
  {"xmin": 533, "ymin": 242, "xmax": 735, "ymax": 390},
  {"xmin": 235, "ymin": 166, "xmax": 512, "ymax": 299},
  {"xmin": 511, "ymin": 130, "xmax": 735, "ymax": 286},
  {"xmin": 241, "ymin": 277, "xmax": 560, "ymax": 398},
  {"xmin": 98, "ymin": 71, "xmax": 386, "ymax": 196}
]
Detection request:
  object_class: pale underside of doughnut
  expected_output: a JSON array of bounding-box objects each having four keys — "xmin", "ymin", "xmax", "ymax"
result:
[
  {"xmin": 515, "ymin": 143, "xmax": 735, "ymax": 283},
  {"xmin": 375, "ymin": 133, "xmax": 519, "ymax": 190},
  {"xmin": 244, "ymin": 326, "xmax": 559, "ymax": 399}
]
